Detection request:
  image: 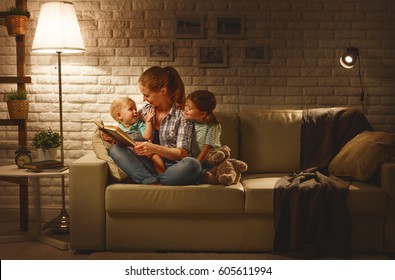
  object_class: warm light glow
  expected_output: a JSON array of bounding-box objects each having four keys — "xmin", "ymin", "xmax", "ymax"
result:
[
  {"xmin": 340, "ymin": 47, "xmax": 359, "ymax": 69},
  {"xmin": 32, "ymin": 2, "xmax": 85, "ymax": 54},
  {"xmin": 345, "ymin": 56, "xmax": 353, "ymax": 63}
]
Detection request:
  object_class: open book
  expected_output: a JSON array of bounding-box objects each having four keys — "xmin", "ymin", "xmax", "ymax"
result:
[{"xmin": 93, "ymin": 120, "xmax": 135, "ymax": 147}]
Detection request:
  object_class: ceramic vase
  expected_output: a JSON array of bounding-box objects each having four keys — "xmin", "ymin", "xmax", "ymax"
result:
[{"xmin": 37, "ymin": 148, "xmax": 57, "ymax": 161}]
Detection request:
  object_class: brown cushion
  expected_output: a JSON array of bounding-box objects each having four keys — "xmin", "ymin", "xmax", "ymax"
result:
[
  {"xmin": 329, "ymin": 130, "xmax": 395, "ymax": 181},
  {"xmin": 92, "ymin": 128, "xmax": 127, "ymax": 182}
]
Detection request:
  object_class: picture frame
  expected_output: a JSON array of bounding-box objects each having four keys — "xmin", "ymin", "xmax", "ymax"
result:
[
  {"xmin": 242, "ymin": 45, "xmax": 270, "ymax": 63},
  {"xmin": 197, "ymin": 44, "xmax": 228, "ymax": 68},
  {"xmin": 175, "ymin": 16, "xmax": 205, "ymax": 38},
  {"xmin": 146, "ymin": 42, "xmax": 174, "ymax": 61},
  {"xmin": 215, "ymin": 15, "xmax": 245, "ymax": 39}
]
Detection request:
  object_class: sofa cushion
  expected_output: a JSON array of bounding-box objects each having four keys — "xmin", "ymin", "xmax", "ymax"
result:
[
  {"xmin": 241, "ymin": 174, "xmax": 385, "ymax": 215},
  {"xmin": 329, "ymin": 131, "xmax": 395, "ymax": 181},
  {"xmin": 347, "ymin": 181, "xmax": 386, "ymax": 215},
  {"xmin": 105, "ymin": 183, "xmax": 245, "ymax": 214},
  {"xmin": 92, "ymin": 128, "xmax": 127, "ymax": 181},
  {"xmin": 217, "ymin": 112, "xmax": 239, "ymax": 158},
  {"xmin": 242, "ymin": 173, "xmax": 289, "ymax": 214},
  {"xmin": 239, "ymin": 109, "xmax": 302, "ymax": 173}
]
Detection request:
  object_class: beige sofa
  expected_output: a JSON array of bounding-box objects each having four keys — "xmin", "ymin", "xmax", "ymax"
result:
[{"xmin": 69, "ymin": 108, "xmax": 395, "ymax": 253}]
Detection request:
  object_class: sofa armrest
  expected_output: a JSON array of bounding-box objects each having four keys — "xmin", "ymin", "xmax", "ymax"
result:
[
  {"xmin": 69, "ymin": 153, "xmax": 108, "ymax": 250},
  {"xmin": 381, "ymin": 161, "xmax": 395, "ymax": 252}
]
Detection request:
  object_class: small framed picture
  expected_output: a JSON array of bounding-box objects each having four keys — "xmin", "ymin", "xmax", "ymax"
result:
[
  {"xmin": 242, "ymin": 45, "xmax": 270, "ymax": 63},
  {"xmin": 215, "ymin": 15, "xmax": 245, "ymax": 39},
  {"xmin": 198, "ymin": 44, "xmax": 228, "ymax": 68},
  {"xmin": 175, "ymin": 16, "xmax": 205, "ymax": 38},
  {"xmin": 147, "ymin": 43, "xmax": 174, "ymax": 61}
]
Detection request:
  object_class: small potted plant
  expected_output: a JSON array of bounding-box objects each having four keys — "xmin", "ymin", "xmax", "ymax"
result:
[
  {"xmin": 32, "ymin": 128, "xmax": 61, "ymax": 161},
  {"xmin": 5, "ymin": 89, "xmax": 29, "ymax": 119},
  {"xmin": 5, "ymin": 6, "xmax": 30, "ymax": 36}
]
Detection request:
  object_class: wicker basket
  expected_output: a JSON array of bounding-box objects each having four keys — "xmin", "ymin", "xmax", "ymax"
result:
[
  {"xmin": 5, "ymin": 15, "xmax": 27, "ymax": 36},
  {"xmin": 7, "ymin": 100, "xmax": 29, "ymax": 119}
]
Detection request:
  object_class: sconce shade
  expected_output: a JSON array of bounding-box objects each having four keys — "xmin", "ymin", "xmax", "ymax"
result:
[
  {"xmin": 32, "ymin": 1, "xmax": 85, "ymax": 54},
  {"xmin": 340, "ymin": 47, "xmax": 359, "ymax": 69}
]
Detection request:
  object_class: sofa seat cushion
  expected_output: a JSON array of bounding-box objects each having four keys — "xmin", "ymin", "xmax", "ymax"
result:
[
  {"xmin": 106, "ymin": 183, "xmax": 245, "ymax": 214},
  {"xmin": 242, "ymin": 174, "xmax": 385, "ymax": 215},
  {"xmin": 242, "ymin": 173, "xmax": 289, "ymax": 214}
]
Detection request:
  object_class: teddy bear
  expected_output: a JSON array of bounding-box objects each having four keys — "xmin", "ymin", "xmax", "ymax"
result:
[{"xmin": 201, "ymin": 145, "xmax": 248, "ymax": 186}]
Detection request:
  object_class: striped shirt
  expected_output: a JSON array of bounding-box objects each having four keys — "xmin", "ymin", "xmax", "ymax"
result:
[
  {"xmin": 190, "ymin": 122, "xmax": 222, "ymax": 158},
  {"xmin": 140, "ymin": 103, "xmax": 193, "ymax": 153}
]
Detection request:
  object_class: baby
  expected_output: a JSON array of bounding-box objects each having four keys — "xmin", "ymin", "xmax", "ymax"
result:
[{"xmin": 106, "ymin": 96, "xmax": 165, "ymax": 174}]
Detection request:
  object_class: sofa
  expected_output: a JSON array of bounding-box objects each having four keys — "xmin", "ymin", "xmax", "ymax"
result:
[{"xmin": 69, "ymin": 108, "xmax": 395, "ymax": 254}]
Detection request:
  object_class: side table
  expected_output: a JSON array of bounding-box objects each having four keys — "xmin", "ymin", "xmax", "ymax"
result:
[
  {"xmin": 0, "ymin": 165, "xmax": 69, "ymax": 250},
  {"xmin": 0, "ymin": 119, "xmax": 28, "ymax": 231}
]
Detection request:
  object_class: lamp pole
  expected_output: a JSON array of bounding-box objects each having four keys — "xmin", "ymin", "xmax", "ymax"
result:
[
  {"xmin": 57, "ymin": 51, "xmax": 64, "ymax": 164},
  {"xmin": 55, "ymin": 50, "xmax": 69, "ymax": 234}
]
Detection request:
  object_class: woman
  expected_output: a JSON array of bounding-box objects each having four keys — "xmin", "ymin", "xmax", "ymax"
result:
[{"xmin": 109, "ymin": 66, "xmax": 201, "ymax": 185}]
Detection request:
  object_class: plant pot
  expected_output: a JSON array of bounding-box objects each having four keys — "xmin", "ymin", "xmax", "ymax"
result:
[
  {"xmin": 37, "ymin": 148, "xmax": 58, "ymax": 161},
  {"xmin": 6, "ymin": 100, "xmax": 29, "ymax": 119},
  {"xmin": 5, "ymin": 15, "xmax": 27, "ymax": 36}
]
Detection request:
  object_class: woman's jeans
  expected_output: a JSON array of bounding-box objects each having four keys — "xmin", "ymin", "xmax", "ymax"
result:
[{"xmin": 109, "ymin": 144, "xmax": 202, "ymax": 185}]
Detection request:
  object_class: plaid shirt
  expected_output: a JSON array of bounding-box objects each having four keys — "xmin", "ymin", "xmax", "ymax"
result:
[{"xmin": 140, "ymin": 103, "xmax": 192, "ymax": 152}]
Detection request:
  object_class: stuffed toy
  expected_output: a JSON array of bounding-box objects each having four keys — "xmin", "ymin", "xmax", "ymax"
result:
[{"xmin": 202, "ymin": 145, "xmax": 248, "ymax": 186}]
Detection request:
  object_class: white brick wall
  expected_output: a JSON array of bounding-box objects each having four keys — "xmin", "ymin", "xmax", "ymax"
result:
[{"xmin": 1, "ymin": 0, "xmax": 395, "ymax": 210}]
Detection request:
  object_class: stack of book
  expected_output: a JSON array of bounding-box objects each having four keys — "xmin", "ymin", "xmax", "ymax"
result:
[{"xmin": 24, "ymin": 160, "xmax": 68, "ymax": 173}]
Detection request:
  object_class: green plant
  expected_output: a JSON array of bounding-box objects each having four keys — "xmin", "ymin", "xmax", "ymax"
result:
[
  {"xmin": 5, "ymin": 89, "xmax": 28, "ymax": 101},
  {"xmin": 32, "ymin": 129, "xmax": 61, "ymax": 149},
  {"xmin": 6, "ymin": 6, "xmax": 30, "ymax": 17}
]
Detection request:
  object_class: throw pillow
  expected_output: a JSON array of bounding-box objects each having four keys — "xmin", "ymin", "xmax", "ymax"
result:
[
  {"xmin": 329, "ymin": 130, "xmax": 395, "ymax": 181},
  {"xmin": 92, "ymin": 128, "xmax": 127, "ymax": 182}
]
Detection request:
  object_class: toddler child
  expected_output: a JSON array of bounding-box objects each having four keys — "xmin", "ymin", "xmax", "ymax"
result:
[{"xmin": 183, "ymin": 90, "xmax": 222, "ymax": 168}]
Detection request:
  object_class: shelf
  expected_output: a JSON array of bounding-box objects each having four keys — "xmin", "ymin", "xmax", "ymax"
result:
[{"xmin": 0, "ymin": 77, "xmax": 31, "ymax": 84}]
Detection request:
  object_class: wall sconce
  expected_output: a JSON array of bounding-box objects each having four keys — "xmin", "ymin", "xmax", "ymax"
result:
[
  {"xmin": 339, "ymin": 47, "xmax": 366, "ymax": 113},
  {"xmin": 340, "ymin": 47, "xmax": 359, "ymax": 69}
]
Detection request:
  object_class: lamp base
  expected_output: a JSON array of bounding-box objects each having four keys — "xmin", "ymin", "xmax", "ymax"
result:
[{"xmin": 50, "ymin": 208, "xmax": 70, "ymax": 234}]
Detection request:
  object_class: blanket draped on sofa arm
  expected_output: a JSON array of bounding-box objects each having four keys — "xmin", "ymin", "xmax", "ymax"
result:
[
  {"xmin": 300, "ymin": 107, "xmax": 372, "ymax": 170},
  {"xmin": 273, "ymin": 108, "xmax": 372, "ymax": 258}
]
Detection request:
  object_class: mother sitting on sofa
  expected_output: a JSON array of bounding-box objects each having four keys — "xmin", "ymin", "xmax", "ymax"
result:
[{"xmin": 109, "ymin": 66, "xmax": 202, "ymax": 185}]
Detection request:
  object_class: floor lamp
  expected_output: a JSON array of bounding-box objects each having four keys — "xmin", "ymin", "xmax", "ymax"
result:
[{"xmin": 32, "ymin": 2, "xmax": 85, "ymax": 233}]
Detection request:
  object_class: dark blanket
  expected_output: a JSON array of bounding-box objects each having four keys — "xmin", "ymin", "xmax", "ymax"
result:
[
  {"xmin": 274, "ymin": 168, "xmax": 351, "ymax": 258},
  {"xmin": 274, "ymin": 108, "xmax": 372, "ymax": 258},
  {"xmin": 300, "ymin": 107, "xmax": 372, "ymax": 170}
]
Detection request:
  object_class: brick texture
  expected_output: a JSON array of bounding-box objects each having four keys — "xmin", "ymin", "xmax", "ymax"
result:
[{"xmin": 1, "ymin": 0, "xmax": 395, "ymax": 209}]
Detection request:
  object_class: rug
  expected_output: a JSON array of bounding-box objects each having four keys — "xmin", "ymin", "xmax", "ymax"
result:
[
  {"xmin": 86, "ymin": 251, "xmax": 293, "ymax": 260},
  {"xmin": 86, "ymin": 251, "xmax": 389, "ymax": 260}
]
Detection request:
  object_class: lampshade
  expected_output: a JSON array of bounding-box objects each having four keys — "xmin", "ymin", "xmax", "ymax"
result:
[
  {"xmin": 32, "ymin": 1, "xmax": 85, "ymax": 54},
  {"xmin": 339, "ymin": 47, "xmax": 359, "ymax": 69}
]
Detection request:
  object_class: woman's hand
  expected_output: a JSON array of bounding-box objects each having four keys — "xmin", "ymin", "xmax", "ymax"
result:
[
  {"xmin": 133, "ymin": 141, "xmax": 157, "ymax": 156},
  {"xmin": 100, "ymin": 131, "xmax": 116, "ymax": 144}
]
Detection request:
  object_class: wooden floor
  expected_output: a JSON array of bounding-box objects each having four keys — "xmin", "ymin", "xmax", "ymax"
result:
[
  {"xmin": 0, "ymin": 210, "xmax": 92, "ymax": 260},
  {"xmin": 0, "ymin": 223, "xmax": 91, "ymax": 260},
  {"xmin": 0, "ymin": 240, "xmax": 92, "ymax": 260}
]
